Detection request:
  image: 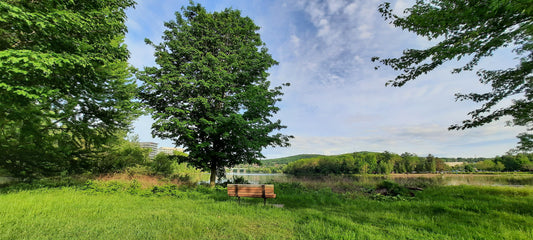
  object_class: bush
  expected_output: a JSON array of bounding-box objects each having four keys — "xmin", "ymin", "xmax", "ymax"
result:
[
  {"xmin": 170, "ymin": 162, "xmax": 203, "ymax": 183},
  {"xmin": 376, "ymin": 180, "xmax": 410, "ymax": 196},
  {"xmin": 92, "ymin": 138, "xmax": 150, "ymax": 174},
  {"xmin": 464, "ymin": 164, "xmax": 475, "ymax": 173},
  {"xmin": 151, "ymin": 153, "xmax": 174, "ymax": 176}
]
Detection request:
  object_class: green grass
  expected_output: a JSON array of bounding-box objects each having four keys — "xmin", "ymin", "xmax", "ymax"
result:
[{"xmin": 1, "ymin": 180, "xmax": 532, "ymax": 239}]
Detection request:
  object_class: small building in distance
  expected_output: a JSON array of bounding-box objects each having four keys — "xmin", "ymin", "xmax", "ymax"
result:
[
  {"xmin": 139, "ymin": 142, "xmax": 158, "ymax": 159},
  {"xmin": 158, "ymin": 147, "xmax": 185, "ymax": 155}
]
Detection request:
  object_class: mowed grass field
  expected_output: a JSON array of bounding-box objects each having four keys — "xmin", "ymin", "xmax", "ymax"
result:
[{"xmin": 1, "ymin": 180, "xmax": 532, "ymax": 239}]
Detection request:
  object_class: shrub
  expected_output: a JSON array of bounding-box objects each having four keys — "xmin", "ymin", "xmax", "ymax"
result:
[
  {"xmin": 151, "ymin": 153, "xmax": 174, "ymax": 176},
  {"xmin": 376, "ymin": 180, "xmax": 410, "ymax": 196}
]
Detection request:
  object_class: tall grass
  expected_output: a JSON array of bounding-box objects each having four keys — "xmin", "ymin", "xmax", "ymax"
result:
[
  {"xmin": 1, "ymin": 178, "xmax": 532, "ymax": 239},
  {"xmin": 261, "ymin": 174, "xmax": 533, "ymax": 192}
]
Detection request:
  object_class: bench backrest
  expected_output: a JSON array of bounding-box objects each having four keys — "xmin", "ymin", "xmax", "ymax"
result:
[{"xmin": 227, "ymin": 184, "xmax": 276, "ymax": 198}]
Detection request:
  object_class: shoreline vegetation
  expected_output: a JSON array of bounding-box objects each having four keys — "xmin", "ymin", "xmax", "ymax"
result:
[{"xmin": 231, "ymin": 152, "xmax": 533, "ymax": 175}]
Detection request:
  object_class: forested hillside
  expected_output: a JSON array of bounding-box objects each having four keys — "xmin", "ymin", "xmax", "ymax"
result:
[{"xmin": 261, "ymin": 154, "xmax": 324, "ymax": 166}]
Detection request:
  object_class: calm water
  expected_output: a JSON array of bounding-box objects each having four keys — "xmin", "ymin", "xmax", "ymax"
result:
[
  {"xmin": 224, "ymin": 173, "xmax": 533, "ymax": 186},
  {"xmin": 224, "ymin": 173, "xmax": 290, "ymax": 184}
]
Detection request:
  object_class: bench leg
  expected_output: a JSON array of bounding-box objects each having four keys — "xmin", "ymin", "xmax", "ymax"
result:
[
  {"xmin": 238, "ymin": 197, "xmax": 241, "ymax": 204},
  {"xmin": 264, "ymin": 198, "xmax": 266, "ymax": 206}
]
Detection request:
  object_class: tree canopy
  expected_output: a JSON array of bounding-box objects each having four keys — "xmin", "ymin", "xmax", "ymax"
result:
[
  {"xmin": 138, "ymin": 3, "xmax": 292, "ymax": 186},
  {"xmin": 0, "ymin": 0, "xmax": 139, "ymax": 179},
  {"xmin": 373, "ymin": 0, "xmax": 533, "ymax": 152}
]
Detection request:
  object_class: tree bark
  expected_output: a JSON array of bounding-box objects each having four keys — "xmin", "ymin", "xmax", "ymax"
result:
[{"xmin": 209, "ymin": 165, "xmax": 217, "ymax": 188}]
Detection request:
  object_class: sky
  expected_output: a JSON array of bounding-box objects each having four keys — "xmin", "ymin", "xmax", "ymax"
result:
[{"xmin": 124, "ymin": 0, "xmax": 526, "ymax": 159}]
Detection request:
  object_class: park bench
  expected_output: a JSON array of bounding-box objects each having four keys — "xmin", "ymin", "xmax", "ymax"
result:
[{"xmin": 227, "ymin": 184, "xmax": 276, "ymax": 205}]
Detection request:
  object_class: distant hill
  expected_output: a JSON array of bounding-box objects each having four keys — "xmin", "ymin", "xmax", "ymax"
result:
[
  {"xmin": 261, "ymin": 154, "xmax": 324, "ymax": 166},
  {"xmin": 259, "ymin": 152, "xmax": 491, "ymax": 168}
]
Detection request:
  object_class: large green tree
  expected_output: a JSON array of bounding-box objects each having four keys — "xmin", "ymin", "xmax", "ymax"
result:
[
  {"xmin": 138, "ymin": 3, "xmax": 292, "ymax": 187},
  {"xmin": 373, "ymin": 0, "xmax": 533, "ymax": 152},
  {"xmin": 0, "ymin": 0, "xmax": 139, "ymax": 179}
]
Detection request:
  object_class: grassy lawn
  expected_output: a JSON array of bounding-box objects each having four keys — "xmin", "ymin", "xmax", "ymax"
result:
[{"xmin": 1, "ymin": 180, "xmax": 532, "ymax": 239}]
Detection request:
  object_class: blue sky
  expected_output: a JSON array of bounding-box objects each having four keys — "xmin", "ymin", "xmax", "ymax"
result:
[{"xmin": 125, "ymin": 0, "xmax": 525, "ymax": 159}]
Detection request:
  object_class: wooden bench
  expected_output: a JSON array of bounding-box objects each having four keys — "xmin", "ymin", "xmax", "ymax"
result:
[{"xmin": 227, "ymin": 184, "xmax": 276, "ymax": 205}]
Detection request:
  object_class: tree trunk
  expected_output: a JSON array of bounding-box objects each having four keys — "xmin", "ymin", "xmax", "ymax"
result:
[{"xmin": 209, "ymin": 165, "xmax": 217, "ymax": 188}]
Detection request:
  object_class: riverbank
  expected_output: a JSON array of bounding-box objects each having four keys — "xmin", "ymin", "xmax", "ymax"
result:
[
  {"xmin": 222, "ymin": 172, "xmax": 533, "ymax": 188},
  {"xmin": 1, "ymin": 179, "xmax": 532, "ymax": 239}
]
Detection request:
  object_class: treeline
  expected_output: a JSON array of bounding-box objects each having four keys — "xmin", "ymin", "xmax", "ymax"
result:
[
  {"xmin": 284, "ymin": 152, "xmax": 449, "ymax": 175},
  {"xmin": 260, "ymin": 154, "xmax": 324, "ymax": 167},
  {"xmin": 466, "ymin": 154, "xmax": 533, "ymax": 172},
  {"xmin": 284, "ymin": 152, "xmax": 533, "ymax": 175}
]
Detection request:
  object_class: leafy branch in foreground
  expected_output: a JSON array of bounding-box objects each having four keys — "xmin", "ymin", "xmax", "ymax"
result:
[{"xmin": 373, "ymin": 0, "xmax": 533, "ymax": 152}]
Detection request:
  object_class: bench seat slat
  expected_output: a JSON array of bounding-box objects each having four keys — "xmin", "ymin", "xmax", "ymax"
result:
[
  {"xmin": 227, "ymin": 188, "xmax": 274, "ymax": 193},
  {"xmin": 227, "ymin": 184, "xmax": 274, "ymax": 188},
  {"xmin": 228, "ymin": 193, "xmax": 276, "ymax": 198},
  {"xmin": 227, "ymin": 191, "xmax": 275, "ymax": 195}
]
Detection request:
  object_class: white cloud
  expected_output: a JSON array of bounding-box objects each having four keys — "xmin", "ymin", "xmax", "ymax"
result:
[
  {"xmin": 290, "ymin": 35, "xmax": 301, "ymax": 49},
  {"xmin": 393, "ymin": 0, "xmax": 416, "ymax": 17},
  {"xmin": 126, "ymin": 0, "xmax": 526, "ymax": 159},
  {"xmin": 327, "ymin": 0, "xmax": 345, "ymax": 14},
  {"xmin": 343, "ymin": 2, "xmax": 358, "ymax": 15}
]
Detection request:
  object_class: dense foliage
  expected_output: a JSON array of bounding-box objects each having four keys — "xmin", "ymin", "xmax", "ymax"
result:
[
  {"xmin": 0, "ymin": 0, "xmax": 139, "ymax": 179},
  {"xmin": 91, "ymin": 136, "xmax": 150, "ymax": 174},
  {"xmin": 138, "ymin": 3, "xmax": 291, "ymax": 186},
  {"xmin": 150, "ymin": 151, "xmax": 190, "ymax": 177},
  {"xmin": 373, "ymin": 0, "xmax": 533, "ymax": 152},
  {"xmin": 473, "ymin": 154, "xmax": 533, "ymax": 172},
  {"xmin": 283, "ymin": 152, "xmax": 448, "ymax": 175}
]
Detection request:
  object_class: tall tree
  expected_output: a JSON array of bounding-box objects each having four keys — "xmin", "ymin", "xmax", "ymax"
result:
[
  {"xmin": 138, "ymin": 3, "xmax": 292, "ymax": 187},
  {"xmin": 373, "ymin": 0, "xmax": 533, "ymax": 152},
  {"xmin": 0, "ymin": 0, "xmax": 139, "ymax": 179}
]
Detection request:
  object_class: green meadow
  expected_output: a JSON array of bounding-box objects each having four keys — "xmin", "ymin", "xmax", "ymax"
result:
[{"xmin": 1, "ymin": 178, "xmax": 532, "ymax": 239}]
